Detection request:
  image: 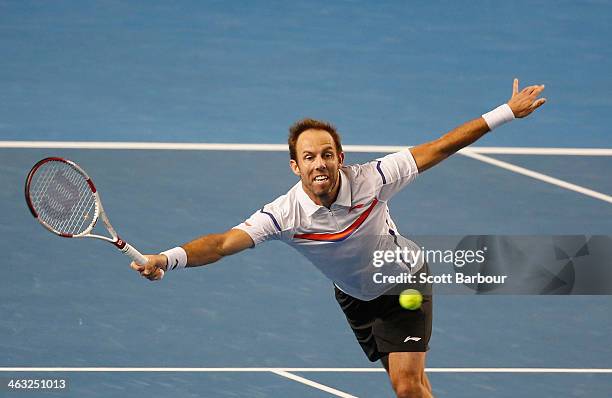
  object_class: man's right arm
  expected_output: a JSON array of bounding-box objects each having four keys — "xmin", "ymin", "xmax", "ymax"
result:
[
  {"xmin": 182, "ymin": 229, "xmax": 255, "ymax": 266},
  {"xmin": 131, "ymin": 229, "xmax": 254, "ymax": 280}
]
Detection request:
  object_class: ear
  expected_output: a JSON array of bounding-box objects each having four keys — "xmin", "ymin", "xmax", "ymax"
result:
[
  {"xmin": 289, "ymin": 159, "xmax": 301, "ymax": 176},
  {"xmin": 338, "ymin": 151, "xmax": 345, "ymax": 166}
]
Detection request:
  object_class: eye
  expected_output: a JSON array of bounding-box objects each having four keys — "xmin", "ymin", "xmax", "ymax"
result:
[
  {"xmin": 304, "ymin": 155, "xmax": 313, "ymax": 161},
  {"xmin": 325, "ymin": 152, "xmax": 333, "ymax": 158}
]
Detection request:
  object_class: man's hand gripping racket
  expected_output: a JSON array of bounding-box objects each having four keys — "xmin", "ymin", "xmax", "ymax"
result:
[{"xmin": 25, "ymin": 157, "xmax": 165, "ymax": 280}]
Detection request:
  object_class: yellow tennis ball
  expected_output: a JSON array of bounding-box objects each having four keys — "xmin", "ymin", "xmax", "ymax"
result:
[{"xmin": 399, "ymin": 289, "xmax": 423, "ymax": 310}]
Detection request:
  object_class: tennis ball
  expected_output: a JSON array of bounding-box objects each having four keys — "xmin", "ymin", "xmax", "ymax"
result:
[{"xmin": 399, "ymin": 289, "xmax": 423, "ymax": 310}]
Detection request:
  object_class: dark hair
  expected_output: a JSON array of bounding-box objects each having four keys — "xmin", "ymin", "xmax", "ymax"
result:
[{"xmin": 288, "ymin": 118, "xmax": 343, "ymax": 161}]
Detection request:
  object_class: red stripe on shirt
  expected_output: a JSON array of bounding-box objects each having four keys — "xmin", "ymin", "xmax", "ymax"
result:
[{"xmin": 293, "ymin": 199, "xmax": 379, "ymax": 242}]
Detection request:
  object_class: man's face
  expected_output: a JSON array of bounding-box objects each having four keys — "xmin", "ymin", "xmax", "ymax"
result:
[{"xmin": 290, "ymin": 129, "xmax": 344, "ymax": 206}]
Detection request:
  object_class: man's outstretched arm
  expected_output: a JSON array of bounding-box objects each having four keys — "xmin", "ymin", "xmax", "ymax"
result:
[
  {"xmin": 130, "ymin": 229, "xmax": 254, "ymax": 281},
  {"xmin": 410, "ymin": 78, "xmax": 546, "ymax": 172}
]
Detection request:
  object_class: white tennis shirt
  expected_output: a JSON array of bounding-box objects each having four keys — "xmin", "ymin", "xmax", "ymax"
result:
[{"xmin": 234, "ymin": 149, "xmax": 423, "ymax": 300}]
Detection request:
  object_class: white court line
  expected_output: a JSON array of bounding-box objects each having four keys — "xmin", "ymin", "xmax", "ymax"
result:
[
  {"xmin": 271, "ymin": 370, "xmax": 358, "ymax": 398},
  {"xmin": 460, "ymin": 150, "xmax": 612, "ymax": 205},
  {"xmin": 1, "ymin": 140, "xmax": 612, "ymax": 156},
  {"xmin": 462, "ymin": 147, "xmax": 612, "ymax": 156},
  {"xmin": 3, "ymin": 366, "xmax": 609, "ymax": 397},
  {"xmin": 1, "ymin": 367, "xmax": 611, "ymax": 373},
  {"xmin": 5, "ymin": 140, "xmax": 611, "ymax": 204}
]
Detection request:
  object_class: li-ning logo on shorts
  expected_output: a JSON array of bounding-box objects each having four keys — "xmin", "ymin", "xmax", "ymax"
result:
[{"xmin": 404, "ymin": 336, "xmax": 421, "ymax": 343}]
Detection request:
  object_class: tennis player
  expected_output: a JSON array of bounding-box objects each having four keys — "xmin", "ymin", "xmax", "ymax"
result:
[{"xmin": 132, "ymin": 79, "xmax": 545, "ymax": 398}]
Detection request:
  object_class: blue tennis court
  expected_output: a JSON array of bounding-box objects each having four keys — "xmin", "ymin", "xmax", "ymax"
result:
[{"xmin": 1, "ymin": 1, "xmax": 611, "ymax": 397}]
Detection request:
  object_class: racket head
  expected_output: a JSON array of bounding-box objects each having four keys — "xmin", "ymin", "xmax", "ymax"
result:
[{"xmin": 25, "ymin": 157, "xmax": 100, "ymax": 238}]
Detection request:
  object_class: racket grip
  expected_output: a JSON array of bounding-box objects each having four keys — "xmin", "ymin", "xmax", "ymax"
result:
[
  {"xmin": 121, "ymin": 242, "xmax": 148, "ymax": 265},
  {"xmin": 121, "ymin": 241, "xmax": 165, "ymax": 279}
]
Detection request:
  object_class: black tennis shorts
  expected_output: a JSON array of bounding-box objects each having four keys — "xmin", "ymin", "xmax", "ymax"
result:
[{"xmin": 334, "ymin": 266, "xmax": 433, "ymax": 362}]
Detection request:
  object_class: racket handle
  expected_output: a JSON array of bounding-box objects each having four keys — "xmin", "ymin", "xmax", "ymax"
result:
[
  {"xmin": 121, "ymin": 242, "xmax": 148, "ymax": 265},
  {"xmin": 118, "ymin": 240, "xmax": 165, "ymax": 278}
]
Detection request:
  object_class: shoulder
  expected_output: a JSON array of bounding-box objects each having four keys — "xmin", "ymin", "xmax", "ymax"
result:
[
  {"xmin": 348, "ymin": 150, "xmax": 418, "ymax": 182},
  {"xmin": 337, "ymin": 162, "xmax": 377, "ymax": 204},
  {"xmin": 265, "ymin": 181, "xmax": 300, "ymax": 211},
  {"xmin": 343, "ymin": 161, "xmax": 374, "ymax": 178},
  {"xmin": 342, "ymin": 159, "xmax": 384, "ymax": 186},
  {"xmin": 260, "ymin": 182, "xmax": 302, "ymax": 229},
  {"xmin": 342, "ymin": 150, "xmax": 419, "ymax": 201}
]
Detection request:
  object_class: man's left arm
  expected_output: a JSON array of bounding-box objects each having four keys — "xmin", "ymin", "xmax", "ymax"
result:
[{"xmin": 410, "ymin": 78, "xmax": 546, "ymax": 173}]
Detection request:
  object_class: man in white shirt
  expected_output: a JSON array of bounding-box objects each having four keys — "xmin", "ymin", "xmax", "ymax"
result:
[{"xmin": 133, "ymin": 79, "xmax": 545, "ymax": 398}]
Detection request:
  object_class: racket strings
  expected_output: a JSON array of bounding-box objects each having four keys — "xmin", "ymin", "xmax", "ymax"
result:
[
  {"xmin": 29, "ymin": 161, "xmax": 97, "ymax": 235},
  {"xmin": 44, "ymin": 164, "xmax": 95, "ymax": 234},
  {"xmin": 58, "ymin": 167, "xmax": 96, "ymax": 234}
]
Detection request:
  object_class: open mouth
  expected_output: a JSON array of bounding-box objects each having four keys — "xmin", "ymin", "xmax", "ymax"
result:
[{"xmin": 313, "ymin": 175, "xmax": 329, "ymax": 183}]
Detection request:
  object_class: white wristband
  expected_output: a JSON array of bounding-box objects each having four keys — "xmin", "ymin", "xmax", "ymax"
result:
[
  {"xmin": 482, "ymin": 104, "xmax": 515, "ymax": 130},
  {"xmin": 160, "ymin": 247, "xmax": 188, "ymax": 271}
]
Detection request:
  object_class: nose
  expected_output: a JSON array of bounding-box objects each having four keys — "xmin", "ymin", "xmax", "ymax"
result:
[{"xmin": 313, "ymin": 155, "xmax": 327, "ymax": 170}]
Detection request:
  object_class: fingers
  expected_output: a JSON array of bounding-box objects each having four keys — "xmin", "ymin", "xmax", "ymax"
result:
[
  {"xmin": 131, "ymin": 255, "xmax": 165, "ymax": 282},
  {"xmin": 142, "ymin": 261, "xmax": 159, "ymax": 277},
  {"xmin": 521, "ymin": 85, "xmax": 537, "ymax": 95},
  {"xmin": 507, "ymin": 81, "xmax": 546, "ymax": 118},
  {"xmin": 530, "ymin": 97, "xmax": 547, "ymax": 110},
  {"xmin": 142, "ymin": 268, "xmax": 164, "ymax": 281},
  {"xmin": 529, "ymin": 84, "xmax": 545, "ymax": 95},
  {"xmin": 526, "ymin": 86, "xmax": 546, "ymax": 112},
  {"xmin": 130, "ymin": 261, "xmax": 144, "ymax": 272},
  {"xmin": 523, "ymin": 84, "xmax": 545, "ymax": 96},
  {"xmin": 513, "ymin": 78, "xmax": 519, "ymax": 96},
  {"xmin": 533, "ymin": 84, "xmax": 545, "ymax": 96}
]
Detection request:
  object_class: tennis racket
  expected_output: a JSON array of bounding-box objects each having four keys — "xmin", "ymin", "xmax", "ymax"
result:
[{"xmin": 24, "ymin": 157, "xmax": 162, "ymax": 277}]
